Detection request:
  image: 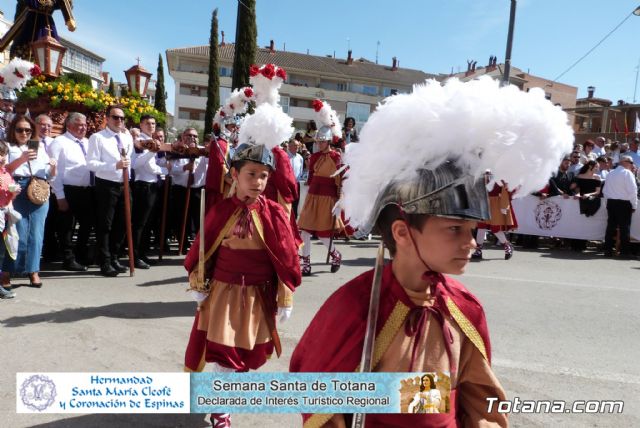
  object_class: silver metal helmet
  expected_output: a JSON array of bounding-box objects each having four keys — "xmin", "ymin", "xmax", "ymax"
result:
[
  {"xmin": 231, "ymin": 143, "xmax": 276, "ymax": 170},
  {"xmin": 316, "ymin": 125, "xmax": 333, "ymax": 141},
  {"xmin": 363, "ymin": 160, "xmax": 490, "ymax": 233},
  {"xmin": 0, "ymin": 85, "xmax": 17, "ymax": 103}
]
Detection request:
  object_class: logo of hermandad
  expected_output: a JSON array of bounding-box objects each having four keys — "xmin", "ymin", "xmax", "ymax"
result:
[
  {"xmin": 535, "ymin": 200, "xmax": 562, "ymax": 230},
  {"xmin": 20, "ymin": 375, "xmax": 57, "ymax": 411}
]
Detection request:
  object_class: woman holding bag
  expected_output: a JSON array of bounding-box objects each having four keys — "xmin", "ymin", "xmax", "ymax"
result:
[{"xmin": 2, "ymin": 114, "xmax": 56, "ymax": 288}]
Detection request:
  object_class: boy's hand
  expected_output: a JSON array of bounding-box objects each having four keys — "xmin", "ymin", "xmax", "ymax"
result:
[{"xmin": 277, "ymin": 307, "xmax": 292, "ymax": 323}]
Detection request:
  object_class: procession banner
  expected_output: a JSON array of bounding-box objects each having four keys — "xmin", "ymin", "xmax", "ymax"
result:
[
  {"xmin": 512, "ymin": 195, "xmax": 640, "ymax": 241},
  {"xmin": 17, "ymin": 372, "xmax": 451, "ymax": 414}
]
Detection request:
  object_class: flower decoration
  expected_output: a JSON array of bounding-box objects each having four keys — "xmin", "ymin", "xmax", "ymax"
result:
[
  {"xmin": 261, "ymin": 63, "xmax": 276, "ymax": 80},
  {"xmin": 249, "ymin": 64, "xmax": 260, "ymax": 77},
  {"xmin": 312, "ymin": 99, "xmax": 324, "ymax": 112},
  {"xmin": 243, "ymin": 87, "xmax": 254, "ymax": 98},
  {"xmin": 275, "ymin": 67, "xmax": 287, "ymax": 81},
  {"xmin": 30, "ymin": 65, "xmax": 41, "ymax": 77}
]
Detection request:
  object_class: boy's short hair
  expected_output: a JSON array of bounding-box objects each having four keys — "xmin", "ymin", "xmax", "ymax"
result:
[
  {"xmin": 230, "ymin": 159, "xmax": 271, "ymax": 173},
  {"xmin": 375, "ymin": 204, "xmax": 430, "ymax": 256},
  {"xmin": 0, "ymin": 140, "xmax": 8, "ymax": 156}
]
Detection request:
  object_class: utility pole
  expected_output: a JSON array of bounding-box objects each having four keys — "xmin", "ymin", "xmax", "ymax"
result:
[{"xmin": 502, "ymin": 0, "xmax": 517, "ymax": 86}]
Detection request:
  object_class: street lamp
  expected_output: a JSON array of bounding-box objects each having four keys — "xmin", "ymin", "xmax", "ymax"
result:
[
  {"xmin": 30, "ymin": 27, "xmax": 67, "ymax": 78},
  {"xmin": 124, "ymin": 60, "xmax": 152, "ymax": 97},
  {"xmin": 502, "ymin": 0, "xmax": 517, "ymax": 86},
  {"xmin": 633, "ymin": 6, "xmax": 640, "ymax": 16}
]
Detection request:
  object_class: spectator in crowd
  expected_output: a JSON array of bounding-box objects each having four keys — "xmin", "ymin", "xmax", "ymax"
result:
[
  {"xmin": 37, "ymin": 114, "xmax": 59, "ymax": 262},
  {"xmin": 628, "ymin": 138, "xmax": 640, "ymax": 166},
  {"xmin": 568, "ymin": 151, "xmax": 583, "ymax": 175},
  {"xmin": 302, "ymin": 120, "xmax": 317, "ymax": 153},
  {"xmin": 602, "ymin": 155, "xmax": 637, "ymax": 259},
  {"xmin": 583, "ymin": 140, "xmax": 597, "ymax": 161},
  {"xmin": 148, "ymin": 128, "xmax": 169, "ymax": 255},
  {"xmin": 131, "ymin": 115, "xmax": 167, "ymax": 269},
  {"xmin": 549, "ymin": 155, "xmax": 574, "ymax": 197},
  {"xmin": 342, "ymin": 116, "xmax": 359, "ymax": 146},
  {"xmin": 87, "ymin": 105, "xmax": 133, "ymax": 277},
  {"xmin": 596, "ymin": 156, "xmax": 611, "ymax": 180},
  {"xmin": 0, "ymin": 141, "xmax": 21, "ymax": 298},
  {"xmin": 610, "ymin": 141, "xmax": 621, "ymax": 164},
  {"xmin": 3, "ymin": 114, "xmax": 56, "ymax": 288},
  {"xmin": 49, "ymin": 112, "xmax": 93, "ymax": 271},
  {"xmin": 286, "ymin": 138, "xmax": 304, "ymax": 218},
  {"xmin": 569, "ymin": 160, "xmax": 602, "ymax": 252},
  {"xmin": 593, "ymin": 136, "xmax": 606, "ymax": 157},
  {"xmin": 0, "ymin": 87, "xmax": 16, "ymax": 140}
]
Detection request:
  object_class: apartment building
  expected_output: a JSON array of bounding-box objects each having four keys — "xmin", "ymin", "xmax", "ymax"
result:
[{"xmin": 166, "ymin": 42, "xmax": 437, "ymax": 132}]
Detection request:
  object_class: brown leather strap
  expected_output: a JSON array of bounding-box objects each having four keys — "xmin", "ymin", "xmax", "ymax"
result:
[{"xmin": 255, "ymin": 284, "xmax": 282, "ymax": 358}]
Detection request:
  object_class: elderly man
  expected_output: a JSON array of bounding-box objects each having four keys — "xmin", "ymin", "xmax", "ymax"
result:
[
  {"xmin": 602, "ymin": 155, "xmax": 638, "ymax": 259},
  {"xmin": 49, "ymin": 112, "xmax": 94, "ymax": 271},
  {"xmin": 87, "ymin": 105, "xmax": 133, "ymax": 277},
  {"xmin": 593, "ymin": 136, "xmax": 606, "ymax": 157}
]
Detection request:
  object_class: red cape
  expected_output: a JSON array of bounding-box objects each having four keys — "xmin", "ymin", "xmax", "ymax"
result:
[
  {"xmin": 184, "ymin": 195, "xmax": 301, "ymax": 290},
  {"xmin": 264, "ymin": 146, "xmax": 298, "ymax": 203},
  {"xmin": 290, "ymin": 262, "xmax": 492, "ymax": 427},
  {"xmin": 204, "ymin": 137, "xmax": 229, "ymax": 210}
]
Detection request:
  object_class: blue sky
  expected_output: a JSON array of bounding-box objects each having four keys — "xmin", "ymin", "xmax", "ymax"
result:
[{"xmin": 1, "ymin": 0, "xmax": 640, "ymax": 114}]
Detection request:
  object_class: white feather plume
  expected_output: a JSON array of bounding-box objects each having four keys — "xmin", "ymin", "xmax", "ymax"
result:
[
  {"xmin": 1, "ymin": 58, "xmax": 38, "ymax": 90},
  {"xmin": 343, "ymin": 77, "xmax": 575, "ymax": 229},
  {"xmin": 313, "ymin": 100, "xmax": 341, "ymax": 137},
  {"xmin": 249, "ymin": 64, "xmax": 285, "ymax": 107},
  {"xmin": 238, "ymin": 103, "xmax": 293, "ymax": 150}
]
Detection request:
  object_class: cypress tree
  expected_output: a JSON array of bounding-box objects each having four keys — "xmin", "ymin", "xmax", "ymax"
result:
[
  {"xmin": 231, "ymin": 0, "xmax": 257, "ymax": 90},
  {"xmin": 204, "ymin": 8, "xmax": 221, "ymax": 136},
  {"xmin": 154, "ymin": 53, "xmax": 167, "ymax": 118},
  {"xmin": 107, "ymin": 78, "xmax": 116, "ymax": 96}
]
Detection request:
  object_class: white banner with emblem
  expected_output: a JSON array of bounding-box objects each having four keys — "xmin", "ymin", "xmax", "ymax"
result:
[{"xmin": 511, "ymin": 195, "xmax": 640, "ymax": 241}]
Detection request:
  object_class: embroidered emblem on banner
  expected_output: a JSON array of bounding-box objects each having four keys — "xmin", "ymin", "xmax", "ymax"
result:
[
  {"xmin": 534, "ymin": 200, "xmax": 562, "ymax": 230},
  {"xmin": 20, "ymin": 375, "xmax": 57, "ymax": 411}
]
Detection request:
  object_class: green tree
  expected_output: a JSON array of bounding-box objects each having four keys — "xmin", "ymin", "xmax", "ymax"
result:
[
  {"xmin": 107, "ymin": 78, "xmax": 116, "ymax": 96},
  {"xmin": 231, "ymin": 0, "xmax": 256, "ymax": 90},
  {"xmin": 154, "ymin": 53, "xmax": 167, "ymax": 116},
  {"xmin": 204, "ymin": 8, "xmax": 221, "ymax": 136}
]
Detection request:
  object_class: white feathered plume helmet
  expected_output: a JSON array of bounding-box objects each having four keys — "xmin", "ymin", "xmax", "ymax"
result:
[
  {"xmin": 343, "ymin": 76, "xmax": 575, "ymax": 232},
  {"xmin": 234, "ymin": 64, "xmax": 294, "ymax": 169},
  {"xmin": 312, "ymin": 99, "xmax": 341, "ymax": 143},
  {"xmin": 213, "ymin": 86, "xmax": 254, "ymax": 127},
  {"xmin": 0, "ymin": 58, "xmax": 41, "ymax": 101}
]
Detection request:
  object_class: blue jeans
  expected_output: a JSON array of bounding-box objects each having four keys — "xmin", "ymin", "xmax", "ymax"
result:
[{"xmin": 3, "ymin": 177, "xmax": 49, "ymax": 273}]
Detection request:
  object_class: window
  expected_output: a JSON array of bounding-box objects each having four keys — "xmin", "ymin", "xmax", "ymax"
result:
[
  {"xmin": 351, "ymin": 83, "xmax": 378, "ymax": 96},
  {"xmin": 290, "ymin": 98, "xmax": 311, "ymax": 108},
  {"xmin": 178, "ymin": 108, "xmax": 206, "ymax": 121},
  {"xmin": 383, "ymin": 87, "xmax": 398, "ymax": 97},
  {"xmin": 319, "ymin": 80, "xmax": 347, "ymax": 92},
  {"xmin": 346, "ymin": 102, "xmax": 371, "ymax": 132},
  {"xmin": 219, "ymin": 66, "xmax": 233, "ymax": 77},
  {"xmin": 280, "ymin": 96, "xmax": 290, "ymax": 114}
]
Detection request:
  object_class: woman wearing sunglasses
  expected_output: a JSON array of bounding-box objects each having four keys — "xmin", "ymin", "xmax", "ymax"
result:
[{"xmin": 2, "ymin": 114, "xmax": 57, "ymax": 288}]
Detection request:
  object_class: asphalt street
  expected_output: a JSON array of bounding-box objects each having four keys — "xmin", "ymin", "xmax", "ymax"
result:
[{"xmin": 1, "ymin": 238, "xmax": 638, "ymax": 427}]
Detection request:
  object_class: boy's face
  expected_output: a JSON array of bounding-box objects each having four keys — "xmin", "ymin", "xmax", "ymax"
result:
[
  {"xmin": 403, "ymin": 216, "xmax": 477, "ymax": 275},
  {"xmin": 232, "ymin": 162, "xmax": 271, "ymax": 200}
]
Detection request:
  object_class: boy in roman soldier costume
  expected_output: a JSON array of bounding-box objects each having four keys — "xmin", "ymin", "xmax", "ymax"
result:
[
  {"xmin": 297, "ymin": 99, "xmax": 345, "ymax": 276},
  {"xmin": 205, "ymin": 87, "xmax": 253, "ymax": 211},
  {"xmin": 290, "ymin": 77, "xmax": 573, "ymax": 427},
  {"xmin": 472, "ymin": 177, "xmax": 518, "ymax": 260},
  {"xmin": 183, "ymin": 78, "xmax": 301, "ymax": 428}
]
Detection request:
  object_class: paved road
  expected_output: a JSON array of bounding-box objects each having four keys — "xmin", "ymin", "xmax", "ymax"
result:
[{"xmin": 1, "ymin": 239, "xmax": 638, "ymax": 427}]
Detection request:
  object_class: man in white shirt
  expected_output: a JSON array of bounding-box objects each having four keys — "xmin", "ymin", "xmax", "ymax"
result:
[
  {"xmin": 87, "ymin": 105, "xmax": 133, "ymax": 277},
  {"xmin": 602, "ymin": 155, "xmax": 638, "ymax": 259},
  {"xmin": 36, "ymin": 113, "xmax": 60, "ymax": 263},
  {"xmin": 592, "ymin": 136, "xmax": 606, "ymax": 157},
  {"xmin": 628, "ymin": 138, "xmax": 640, "ymax": 166},
  {"xmin": 131, "ymin": 115, "xmax": 167, "ymax": 269},
  {"xmin": 49, "ymin": 112, "xmax": 93, "ymax": 272},
  {"xmin": 568, "ymin": 151, "xmax": 583, "ymax": 175},
  {"xmin": 286, "ymin": 139, "xmax": 303, "ymax": 217}
]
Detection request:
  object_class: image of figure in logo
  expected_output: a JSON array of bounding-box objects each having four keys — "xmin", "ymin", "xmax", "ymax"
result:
[{"xmin": 20, "ymin": 374, "xmax": 57, "ymax": 411}]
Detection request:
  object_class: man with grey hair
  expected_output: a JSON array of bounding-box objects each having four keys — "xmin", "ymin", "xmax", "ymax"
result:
[
  {"xmin": 602, "ymin": 155, "xmax": 638, "ymax": 259},
  {"xmin": 593, "ymin": 136, "xmax": 606, "ymax": 157},
  {"xmin": 49, "ymin": 112, "xmax": 95, "ymax": 271}
]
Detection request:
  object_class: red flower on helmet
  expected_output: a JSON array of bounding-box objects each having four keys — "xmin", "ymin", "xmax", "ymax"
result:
[
  {"xmin": 261, "ymin": 63, "xmax": 276, "ymax": 79},
  {"xmin": 332, "ymin": 135, "xmax": 341, "ymax": 144},
  {"xmin": 275, "ymin": 67, "xmax": 287, "ymax": 81},
  {"xmin": 30, "ymin": 64, "xmax": 41, "ymax": 77},
  {"xmin": 220, "ymin": 111, "xmax": 226, "ymax": 117},
  {"xmin": 243, "ymin": 87, "xmax": 254, "ymax": 98},
  {"xmin": 249, "ymin": 64, "xmax": 260, "ymax": 77},
  {"xmin": 0, "ymin": 75, "xmax": 4, "ymax": 84},
  {"xmin": 13, "ymin": 69, "xmax": 24, "ymax": 79},
  {"xmin": 312, "ymin": 99, "xmax": 324, "ymax": 112},
  {"xmin": 229, "ymin": 103, "xmax": 235, "ymax": 110}
]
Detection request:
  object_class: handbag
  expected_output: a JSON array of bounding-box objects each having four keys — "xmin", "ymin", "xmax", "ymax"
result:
[{"xmin": 26, "ymin": 160, "xmax": 50, "ymax": 205}]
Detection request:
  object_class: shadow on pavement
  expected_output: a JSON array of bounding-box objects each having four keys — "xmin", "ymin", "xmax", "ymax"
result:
[
  {"xmin": 1, "ymin": 301, "xmax": 195, "ymax": 327},
  {"xmin": 342, "ymin": 257, "xmax": 376, "ymax": 267},
  {"xmin": 136, "ymin": 276, "xmax": 186, "ymax": 287},
  {"xmin": 28, "ymin": 413, "xmax": 207, "ymax": 428}
]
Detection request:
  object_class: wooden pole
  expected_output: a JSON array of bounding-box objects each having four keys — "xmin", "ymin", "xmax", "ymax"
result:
[
  {"xmin": 120, "ymin": 148, "xmax": 135, "ymax": 276},
  {"xmin": 158, "ymin": 175, "xmax": 171, "ymax": 261},
  {"xmin": 178, "ymin": 159, "xmax": 195, "ymax": 255}
]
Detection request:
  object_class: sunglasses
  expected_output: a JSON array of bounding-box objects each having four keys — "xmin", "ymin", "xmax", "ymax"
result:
[
  {"xmin": 184, "ymin": 134, "xmax": 198, "ymax": 138},
  {"xmin": 110, "ymin": 115, "xmax": 125, "ymax": 121},
  {"xmin": 16, "ymin": 128, "xmax": 33, "ymax": 134}
]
